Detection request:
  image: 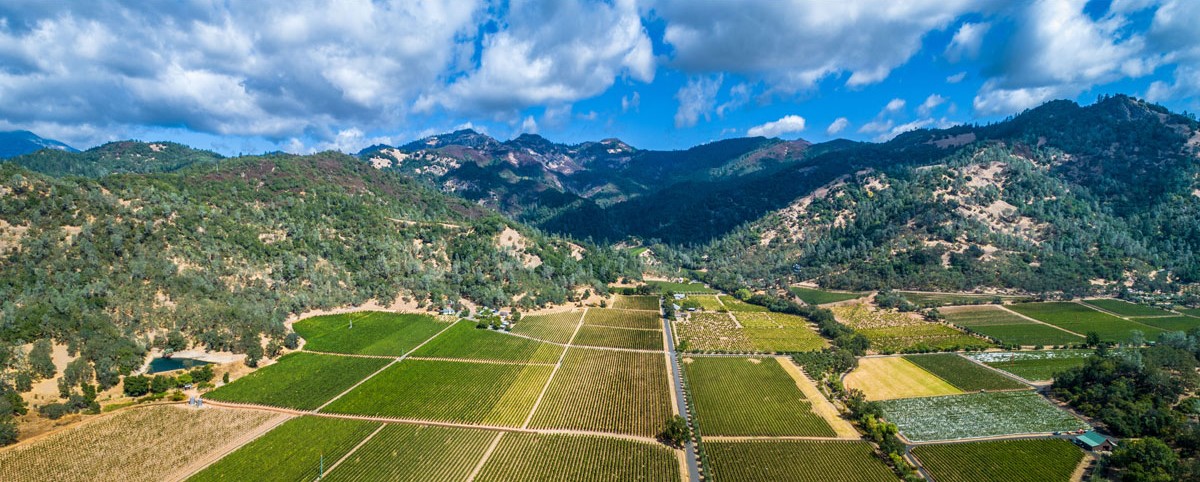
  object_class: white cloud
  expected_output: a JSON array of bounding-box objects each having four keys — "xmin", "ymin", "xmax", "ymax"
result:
[
  {"xmin": 716, "ymin": 83, "xmax": 751, "ymax": 117},
  {"xmin": 858, "ymin": 119, "xmax": 894, "ymax": 134},
  {"xmin": 520, "ymin": 116, "xmax": 538, "ymax": 134},
  {"xmin": 946, "ymin": 72, "xmax": 967, "ymax": 83},
  {"xmin": 747, "ymin": 115, "xmax": 807, "ymax": 138},
  {"xmin": 621, "ymin": 91, "xmax": 641, "ymax": 113},
  {"xmin": 945, "ymin": 22, "xmax": 991, "ymax": 61},
  {"xmin": 826, "ymin": 117, "xmax": 850, "ymax": 136},
  {"xmin": 877, "ymin": 119, "xmax": 936, "ymax": 142},
  {"xmin": 918, "ymin": 94, "xmax": 947, "ymax": 116},
  {"xmin": 674, "ymin": 75, "xmax": 722, "ymax": 128},
  {"xmin": 885, "ymin": 98, "xmax": 907, "ymax": 113},
  {"xmin": 1142, "ymin": 0, "xmax": 1200, "ymax": 102}
]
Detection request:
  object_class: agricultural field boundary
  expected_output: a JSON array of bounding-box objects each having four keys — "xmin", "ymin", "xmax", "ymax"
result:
[
  {"xmin": 406, "ymin": 356, "xmax": 557, "ymax": 367},
  {"xmin": 164, "ymin": 411, "xmax": 293, "ymax": 482},
  {"xmin": 776, "ymin": 358, "xmax": 858, "ymax": 439},
  {"xmin": 322, "ymin": 422, "xmax": 387, "ymax": 477},
  {"xmin": 1074, "ymin": 300, "xmax": 1185, "ymax": 333},
  {"xmin": 957, "ymin": 353, "xmax": 1038, "ymax": 387},
  {"xmin": 995, "ymin": 305, "xmax": 1087, "ymax": 338},
  {"xmin": 465, "ymin": 432, "xmax": 505, "ymax": 482},
  {"xmin": 522, "ymin": 308, "xmax": 587, "ymax": 429}
]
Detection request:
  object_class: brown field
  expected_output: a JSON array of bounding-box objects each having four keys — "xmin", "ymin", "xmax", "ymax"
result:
[{"xmin": 843, "ymin": 356, "xmax": 961, "ymax": 400}]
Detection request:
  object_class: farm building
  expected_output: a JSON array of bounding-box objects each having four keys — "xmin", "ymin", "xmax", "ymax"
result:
[
  {"xmin": 674, "ymin": 294, "xmax": 686, "ymax": 300},
  {"xmin": 1074, "ymin": 430, "xmax": 1116, "ymax": 452}
]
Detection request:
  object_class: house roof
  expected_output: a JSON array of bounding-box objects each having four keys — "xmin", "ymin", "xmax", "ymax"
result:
[{"xmin": 1077, "ymin": 430, "xmax": 1110, "ymax": 447}]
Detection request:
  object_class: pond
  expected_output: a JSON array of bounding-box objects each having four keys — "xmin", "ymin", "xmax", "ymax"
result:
[{"xmin": 146, "ymin": 357, "xmax": 210, "ymax": 374}]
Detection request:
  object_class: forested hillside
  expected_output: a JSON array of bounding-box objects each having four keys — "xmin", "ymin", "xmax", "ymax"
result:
[{"xmin": 8, "ymin": 141, "xmax": 223, "ymax": 178}]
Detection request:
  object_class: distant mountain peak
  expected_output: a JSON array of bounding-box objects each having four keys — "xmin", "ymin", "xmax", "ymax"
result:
[{"xmin": 0, "ymin": 130, "xmax": 77, "ymax": 159}]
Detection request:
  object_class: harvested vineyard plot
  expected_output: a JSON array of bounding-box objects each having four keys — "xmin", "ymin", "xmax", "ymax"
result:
[
  {"xmin": 943, "ymin": 305, "xmax": 1084, "ymax": 346},
  {"xmin": 610, "ymin": 294, "xmax": 661, "ymax": 311},
  {"xmin": 189, "ymin": 416, "xmax": 378, "ymax": 482},
  {"xmin": 790, "ymin": 286, "xmax": 865, "ymax": 305},
  {"xmin": 475, "ymin": 432, "xmax": 679, "ymax": 482},
  {"xmin": 913, "ymin": 439, "xmax": 1085, "ymax": 482},
  {"xmin": 899, "ymin": 291, "xmax": 1031, "ymax": 307},
  {"xmin": 512, "ymin": 311, "xmax": 582, "ymax": 344},
  {"xmin": 844, "ymin": 356, "xmax": 961, "ymax": 401},
  {"xmin": 1009, "ymin": 302, "xmax": 1166, "ymax": 343},
  {"xmin": 529, "ymin": 348, "xmax": 672, "ymax": 436},
  {"xmin": 1127, "ymin": 315, "xmax": 1200, "ymax": 332},
  {"xmin": 583, "ymin": 308, "xmax": 662, "ymax": 329},
  {"xmin": 1082, "ymin": 298, "xmax": 1173, "ymax": 317},
  {"xmin": 411, "ymin": 321, "xmax": 563, "ymax": 363},
  {"xmin": 903, "ymin": 353, "xmax": 1028, "ymax": 391},
  {"xmin": 324, "ymin": 424, "xmax": 494, "ymax": 482},
  {"xmin": 675, "ymin": 312, "xmax": 753, "ymax": 352},
  {"xmin": 323, "ymin": 359, "xmax": 553, "ymax": 427},
  {"xmin": 705, "ymin": 440, "xmax": 898, "ymax": 482},
  {"xmin": 204, "ymin": 352, "xmax": 390, "ymax": 410},
  {"xmin": 648, "ymin": 280, "xmax": 716, "ymax": 293},
  {"xmin": 0, "ymin": 406, "xmax": 278, "ymax": 482},
  {"xmin": 293, "ymin": 311, "xmax": 449, "ymax": 356},
  {"xmin": 833, "ymin": 305, "xmax": 992, "ymax": 353},
  {"xmin": 719, "ymin": 295, "xmax": 770, "ymax": 312},
  {"xmin": 684, "ymin": 357, "xmax": 834, "ymax": 436},
  {"xmin": 966, "ymin": 350, "xmax": 1093, "ymax": 381},
  {"xmin": 573, "ymin": 325, "xmax": 664, "ymax": 350},
  {"xmin": 880, "ymin": 391, "xmax": 1088, "ymax": 442}
]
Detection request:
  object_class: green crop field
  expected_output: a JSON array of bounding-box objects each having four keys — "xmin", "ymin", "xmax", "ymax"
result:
[
  {"xmin": 583, "ymin": 308, "xmax": 662, "ymax": 329},
  {"xmin": 204, "ymin": 352, "xmax": 389, "ymax": 410},
  {"xmin": 529, "ymin": 348, "xmax": 672, "ymax": 437},
  {"xmin": 1008, "ymin": 302, "xmax": 1167, "ymax": 343},
  {"xmin": 913, "ymin": 439, "xmax": 1085, "ymax": 482},
  {"xmin": 293, "ymin": 312, "xmax": 449, "ymax": 356},
  {"xmin": 324, "ymin": 424, "xmax": 495, "ymax": 482},
  {"xmin": 880, "ymin": 391, "xmax": 1088, "ymax": 442},
  {"xmin": 1181, "ymin": 308, "xmax": 1200, "ymax": 317},
  {"xmin": 903, "ymin": 354, "xmax": 1027, "ymax": 391},
  {"xmin": 410, "ymin": 321, "xmax": 563, "ymax": 363},
  {"xmin": 322, "ymin": 359, "xmax": 553, "ymax": 427},
  {"xmin": 1082, "ymin": 298, "xmax": 1173, "ymax": 317},
  {"xmin": 789, "ymin": 286, "xmax": 866, "ymax": 305},
  {"xmin": 744, "ymin": 327, "xmax": 828, "ymax": 352},
  {"xmin": 647, "ymin": 280, "xmax": 716, "ymax": 294},
  {"xmin": 899, "ymin": 291, "xmax": 1031, "ymax": 307},
  {"xmin": 610, "ymin": 295, "xmax": 661, "ymax": 311},
  {"xmin": 966, "ymin": 351, "xmax": 1093, "ymax": 381},
  {"xmin": 684, "ymin": 357, "xmax": 834, "ymax": 437},
  {"xmin": 572, "ymin": 325, "xmax": 663, "ymax": 350},
  {"xmin": 512, "ymin": 311, "xmax": 582, "ymax": 344},
  {"xmin": 189, "ymin": 416, "xmax": 379, "ymax": 482},
  {"xmin": 684, "ymin": 295, "xmax": 725, "ymax": 311},
  {"xmin": 834, "ymin": 305, "xmax": 993, "ymax": 354},
  {"xmin": 943, "ymin": 306, "xmax": 1084, "ymax": 346},
  {"xmin": 705, "ymin": 440, "xmax": 898, "ymax": 482},
  {"xmin": 675, "ymin": 312, "xmax": 754, "ymax": 352},
  {"xmin": 719, "ymin": 296, "xmax": 770, "ymax": 312},
  {"xmin": 475, "ymin": 433, "xmax": 679, "ymax": 482},
  {"xmin": 1126, "ymin": 315, "xmax": 1200, "ymax": 332}
]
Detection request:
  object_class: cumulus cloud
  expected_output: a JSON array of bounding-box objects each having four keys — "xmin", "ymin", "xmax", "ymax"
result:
[
  {"xmin": 946, "ymin": 72, "xmax": 967, "ymax": 83},
  {"xmin": 1142, "ymin": 0, "xmax": 1200, "ymax": 102},
  {"xmin": 520, "ymin": 116, "xmax": 538, "ymax": 134},
  {"xmin": 945, "ymin": 22, "xmax": 991, "ymax": 61},
  {"xmin": 674, "ymin": 75, "xmax": 722, "ymax": 128},
  {"xmin": 918, "ymin": 94, "xmax": 947, "ymax": 116},
  {"xmin": 826, "ymin": 117, "xmax": 850, "ymax": 136},
  {"xmin": 885, "ymin": 98, "xmax": 907, "ymax": 113},
  {"xmin": 747, "ymin": 115, "xmax": 806, "ymax": 138}
]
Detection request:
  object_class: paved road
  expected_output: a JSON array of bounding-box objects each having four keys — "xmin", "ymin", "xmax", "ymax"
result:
[{"xmin": 663, "ymin": 316, "xmax": 701, "ymax": 482}]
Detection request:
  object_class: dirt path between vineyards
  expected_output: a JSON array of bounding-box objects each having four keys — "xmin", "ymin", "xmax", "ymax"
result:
[
  {"xmin": 777, "ymin": 358, "xmax": 859, "ymax": 439},
  {"xmin": 163, "ymin": 411, "xmax": 293, "ymax": 482}
]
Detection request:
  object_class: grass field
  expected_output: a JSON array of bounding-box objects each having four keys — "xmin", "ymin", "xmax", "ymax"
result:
[
  {"xmin": 834, "ymin": 305, "xmax": 993, "ymax": 353},
  {"xmin": 913, "ymin": 439, "xmax": 1085, "ymax": 482},
  {"xmin": 0, "ymin": 406, "xmax": 278, "ymax": 482},
  {"xmin": 943, "ymin": 306, "xmax": 1084, "ymax": 346},
  {"xmin": 790, "ymin": 286, "xmax": 866, "ymax": 305},
  {"xmin": 899, "ymin": 291, "xmax": 1031, "ymax": 307},
  {"xmin": 475, "ymin": 432, "xmax": 679, "ymax": 482},
  {"xmin": 705, "ymin": 440, "xmax": 898, "ymax": 482},
  {"xmin": 719, "ymin": 295, "xmax": 770, "ymax": 312},
  {"xmin": 204, "ymin": 352, "xmax": 390, "ymax": 410},
  {"xmin": 325, "ymin": 424, "xmax": 495, "ymax": 482},
  {"xmin": 572, "ymin": 325, "xmax": 664, "ymax": 350},
  {"xmin": 903, "ymin": 354, "xmax": 1028, "ymax": 391},
  {"xmin": 584, "ymin": 308, "xmax": 662, "ymax": 329},
  {"xmin": 610, "ymin": 294, "xmax": 661, "ymax": 311},
  {"xmin": 1126, "ymin": 315, "xmax": 1200, "ymax": 332},
  {"xmin": 647, "ymin": 280, "xmax": 716, "ymax": 294},
  {"xmin": 411, "ymin": 321, "xmax": 563, "ymax": 363},
  {"xmin": 1009, "ymin": 302, "xmax": 1167, "ymax": 342},
  {"xmin": 1181, "ymin": 308, "xmax": 1200, "ymax": 317},
  {"xmin": 675, "ymin": 312, "xmax": 754, "ymax": 352},
  {"xmin": 189, "ymin": 416, "xmax": 379, "ymax": 482},
  {"xmin": 880, "ymin": 391, "xmax": 1088, "ymax": 442},
  {"xmin": 843, "ymin": 356, "xmax": 961, "ymax": 401},
  {"xmin": 293, "ymin": 312, "xmax": 449, "ymax": 356},
  {"xmin": 512, "ymin": 311, "xmax": 582, "ymax": 344},
  {"xmin": 1082, "ymin": 298, "xmax": 1173, "ymax": 317},
  {"xmin": 323, "ymin": 359, "xmax": 553, "ymax": 427},
  {"xmin": 965, "ymin": 351, "xmax": 1093, "ymax": 381},
  {"xmin": 684, "ymin": 357, "xmax": 834, "ymax": 436},
  {"xmin": 529, "ymin": 348, "xmax": 672, "ymax": 437}
]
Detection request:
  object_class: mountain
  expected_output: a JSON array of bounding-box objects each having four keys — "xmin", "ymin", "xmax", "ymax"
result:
[
  {"xmin": 6, "ymin": 140, "xmax": 222, "ymax": 177},
  {"xmin": 0, "ymin": 130, "xmax": 76, "ymax": 158}
]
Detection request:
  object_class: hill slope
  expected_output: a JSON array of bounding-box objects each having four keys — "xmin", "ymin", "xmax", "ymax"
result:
[
  {"xmin": 8, "ymin": 140, "xmax": 222, "ymax": 177},
  {"xmin": 0, "ymin": 130, "xmax": 76, "ymax": 159}
]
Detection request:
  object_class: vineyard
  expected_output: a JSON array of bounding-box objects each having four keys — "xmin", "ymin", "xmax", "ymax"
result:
[
  {"xmin": 528, "ymin": 348, "xmax": 672, "ymax": 437},
  {"xmin": 687, "ymin": 295, "xmax": 725, "ymax": 311},
  {"xmin": 833, "ymin": 305, "xmax": 993, "ymax": 353},
  {"xmin": 843, "ymin": 356, "xmax": 961, "ymax": 401},
  {"xmin": 719, "ymin": 296, "xmax": 770, "ymax": 312},
  {"xmin": 293, "ymin": 312, "xmax": 449, "ymax": 356},
  {"xmin": 965, "ymin": 350, "xmax": 1093, "ymax": 381},
  {"xmin": 647, "ymin": 280, "xmax": 716, "ymax": 294},
  {"xmin": 789, "ymin": 286, "xmax": 866, "ymax": 305},
  {"xmin": 324, "ymin": 424, "xmax": 495, "ymax": 482},
  {"xmin": 942, "ymin": 306, "xmax": 1084, "ymax": 346},
  {"xmin": 0, "ymin": 406, "xmax": 278, "ymax": 482},
  {"xmin": 733, "ymin": 312, "xmax": 827, "ymax": 352},
  {"xmin": 411, "ymin": 321, "xmax": 564, "ymax": 363},
  {"xmin": 912, "ymin": 439, "xmax": 1085, "ymax": 482},
  {"xmin": 704, "ymin": 440, "xmax": 898, "ymax": 482},
  {"xmin": 1008, "ymin": 302, "xmax": 1166, "ymax": 342},
  {"xmin": 683, "ymin": 357, "xmax": 834, "ymax": 437},
  {"xmin": 902, "ymin": 354, "xmax": 1028, "ymax": 391},
  {"xmin": 610, "ymin": 294, "xmax": 662, "ymax": 311},
  {"xmin": 1081, "ymin": 298, "xmax": 1173, "ymax": 317},
  {"xmin": 1127, "ymin": 315, "xmax": 1200, "ymax": 332},
  {"xmin": 583, "ymin": 308, "xmax": 662, "ymax": 329},
  {"xmin": 474, "ymin": 432, "xmax": 680, "ymax": 482},
  {"xmin": 512, "ymin": 311, "xmax": 583, "ymax": 344},
  {"xmin": 879, "ymin": 391, "xmax": 1088, "ymax": 442},
  {"xmin": 204, "ymin": 352, "xmax": 390, "ymax": 410},
  {"xmin": 189, "ymin": 416, "xmax": 379, "ymax": 482},
  {"xmin": 572, "ymin": 325, "xmax": 664, "ymax": 350},
  {"xmin": 897, "ymin": 291, "xmax": 1031, "ymax": 307},
  {"xmin": 674, "ymin": 312, "xmax": 753, "ymax": 352},
  {"xmin": 322, "ymin": 359, "xmax": 553, "ymax": 427}
]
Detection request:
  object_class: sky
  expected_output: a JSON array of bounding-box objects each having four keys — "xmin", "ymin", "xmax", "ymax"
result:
[{"xmin": 0, "ymin": 0, "xmax": 1198, "ymax": 155}]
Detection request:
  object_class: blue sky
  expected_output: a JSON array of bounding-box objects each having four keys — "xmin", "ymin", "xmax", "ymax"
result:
[{"xmin": 0, "ymin": 0, "xmax": 1197, "ymax": 155}]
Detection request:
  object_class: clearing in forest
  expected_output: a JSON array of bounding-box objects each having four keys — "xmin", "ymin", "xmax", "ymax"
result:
[
  {"xmin": 843, "ymin": 356, "xmax": 961, "ymax": 401},
  {"xmin": 684, "ymin": 357, "xmax": 835, "ymax": 437},
  {"xmin": 474, "ymin": 432, "xmax": 680, "ymax": 482},
  {"xmin": 942, "ymin": 305, "xmax": 1084, "ymax": 346},
  {"xmin": 293, "ymin": 311, "xmax": 449, "ymax": 356},
  {"xmin": 705, "ymin": 440, "xmax": 898, "ymax": 482},
  {"xmin": 410, "ymin": 320, "xmax": 563, "ymax": 364},
  {"xmin": 528, "ymin": 347, "xmax": 672, "ymax": 437},
  {"xmin": 203, "ymin": 352, "xmax": 390, "ymax": 410},
  {"xmin": 912, "ymin": 438, "xmax": 1085, "ymax": 482}
]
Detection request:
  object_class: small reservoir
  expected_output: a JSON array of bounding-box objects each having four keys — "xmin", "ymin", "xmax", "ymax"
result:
[{"xmin": 146, "ymin": 357, "xmax": 210, "ymax": 374}]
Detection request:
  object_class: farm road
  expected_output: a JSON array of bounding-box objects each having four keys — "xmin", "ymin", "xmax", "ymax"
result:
[{"xmin": 664, "ymin": 315, "xmax": 701, "ymax": 482}]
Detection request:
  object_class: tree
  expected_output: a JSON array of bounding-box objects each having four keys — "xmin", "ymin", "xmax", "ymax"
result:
[
  {"xmin": 222, "ymin": 372, "xmax": 230, "ymax": 384},
  {"xmin": 1110, "ymin": 438, "xmax": 1178, "ymax": 482},
  {"xmin": 1086, "ymin": 332, "xmax": 1102, "ymax": 348},
  {"xmin": 123, "ymin": 375, "xmax": 151, "ymax": 397},
  {"xmin": 283, "ymin": 332, "xmax": 300, "ymax": 350},
  {"xmin": 29, "ymin": 339, "xmax": 55, "ymax": 379},
  {"xmin": 0, "ymin": 418, "xmax": 17, "ymax": 446},
  {"xmin": 165, "ymin": 330, "xmax": 188, "ymax": 353},
  {"xmin": 150, "ymin": 375, "xmax": 174, "ymax": 394},
  {"xmin": 660, "ymin": 415, "xmax": 690, "ymax": 447}
]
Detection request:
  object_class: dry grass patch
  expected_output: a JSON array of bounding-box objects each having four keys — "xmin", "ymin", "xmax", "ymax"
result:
[{"xmin": 843, "ymin": 356, "xmax": 961, "ymax": 401}]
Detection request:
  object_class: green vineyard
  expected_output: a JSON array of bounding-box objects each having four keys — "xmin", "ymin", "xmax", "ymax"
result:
[
  {"xmin": 528, "ymin": 348, "xmax": 672, "ymax": 437},
  {"xmin": 684, "ymin": 357, "xmax": 834, "ymax": 437},
  {"xmin": 204, "ymin": 352, "xmax": 390, "ymax": 410}
]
